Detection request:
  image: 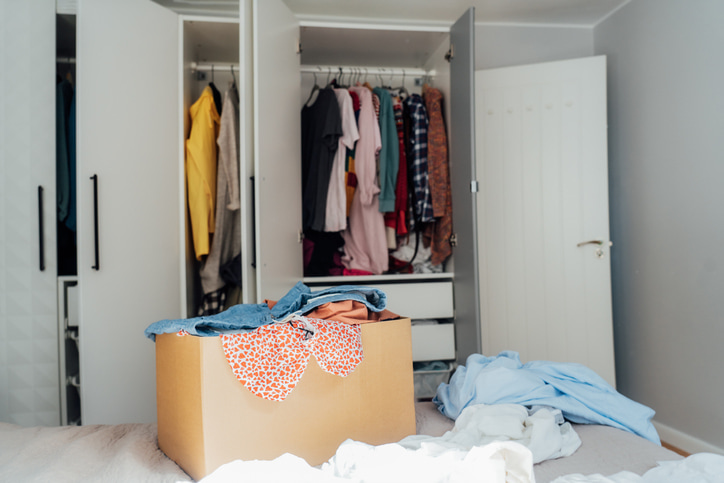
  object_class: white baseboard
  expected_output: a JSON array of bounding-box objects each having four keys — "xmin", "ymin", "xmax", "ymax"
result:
[{"xmin": 653, "ymin": 420, "xmax": 724, "ymax": 456}]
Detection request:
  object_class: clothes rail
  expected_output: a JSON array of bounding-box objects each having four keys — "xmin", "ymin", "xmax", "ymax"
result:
[
  {"xmin": 301, "ymin": 65, "xmax": 432, "ymax": 77},
  {"xmin": 191, "ymin": 62, "xmax": 239, "ymax": 72},
  {"xmin": 57, "ymin": 57, "xmax": 76, "ymax": 64}
]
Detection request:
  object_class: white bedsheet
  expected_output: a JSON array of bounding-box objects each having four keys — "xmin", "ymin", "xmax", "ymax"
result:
[{"xmin": 550, "ymin": 453, "xmax": 724, "ymax": 483}]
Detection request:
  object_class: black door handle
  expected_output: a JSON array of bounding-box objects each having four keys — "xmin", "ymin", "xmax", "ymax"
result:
[
  {"xmin": 38, "ymin": 186, "xmax": 45, "ymax": 271},
  {"xmin": 90, "ymin": 175, "xmax": 100, "ymax": 270}
]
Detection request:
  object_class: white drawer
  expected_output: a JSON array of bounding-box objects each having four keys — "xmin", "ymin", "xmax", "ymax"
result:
[
  {"xmin": 311, "ymin": 281, "xmax": 454, "ymax": 320},
  {"xmin": 411, "ymin": 322, "xmax": 456, "ymax": 361}
]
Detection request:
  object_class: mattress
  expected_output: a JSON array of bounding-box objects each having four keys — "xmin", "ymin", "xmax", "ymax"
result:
[{"xmin": 0, "ymin": 402, "xmax": 683, "ymax": 482}]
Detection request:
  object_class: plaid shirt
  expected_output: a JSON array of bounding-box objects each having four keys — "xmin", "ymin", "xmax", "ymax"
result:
[
  {"xmin": 404, "ymin": 94, "xmax": 434, "ymax": 224},
  {"xmin": 198, "ymin": 287, "xmax": 226, "ymax": 316}
]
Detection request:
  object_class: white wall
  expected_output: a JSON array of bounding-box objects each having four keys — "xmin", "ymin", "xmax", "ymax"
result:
[
  {"xmin": 475, "ymin": 24, "xmax": 593, "ymax": 70},
  {"xmin": 595, "ymin": 0, "xmax": 724, "ymax": 452}
]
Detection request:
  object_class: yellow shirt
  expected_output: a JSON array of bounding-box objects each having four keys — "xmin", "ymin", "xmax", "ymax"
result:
[{"xmin": 186, "ymin": 86, "xmax": 220, "ymax": 260}]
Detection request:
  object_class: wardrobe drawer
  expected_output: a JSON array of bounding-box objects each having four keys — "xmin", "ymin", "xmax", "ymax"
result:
[
  {"xmin": 411, "ymin": 322, "xmax": 456, "ymax": 361},
  {"xmin": 314, "ymin": 281, "xmax": 454, "ymax": 320}
]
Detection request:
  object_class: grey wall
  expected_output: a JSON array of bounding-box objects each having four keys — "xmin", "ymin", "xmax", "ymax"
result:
[
  {"xmin": 475, "ymin": 24, "xmax": 593, "ymax": 70},
  {"xmin": 595, "ymin": 0, "xmax": 724, "ymax": 450}
]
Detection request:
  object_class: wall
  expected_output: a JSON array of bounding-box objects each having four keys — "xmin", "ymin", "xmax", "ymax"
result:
[
  {"xmin": 595, "ymin": 0, "xmax": 724, "ymax": 452},
  {"xmin": 475, "ymin": 24, "xmax": 593, "ymax": 70}
]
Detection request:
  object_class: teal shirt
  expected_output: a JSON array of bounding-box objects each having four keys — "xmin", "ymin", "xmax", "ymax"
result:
[{"xmin": 373, "ymin": 87, "xmax": 399, "ymax": 213}]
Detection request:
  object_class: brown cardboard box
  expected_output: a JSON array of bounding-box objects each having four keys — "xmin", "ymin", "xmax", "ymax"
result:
[{"xmin": 155, "ymin": 318, "xmax": 416, "ymax": 480}]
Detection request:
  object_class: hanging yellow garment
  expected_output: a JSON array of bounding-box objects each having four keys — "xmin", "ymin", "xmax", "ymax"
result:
[{"xmin": 186, "ymin": 86, "xmax": 220, "ymax": 260}]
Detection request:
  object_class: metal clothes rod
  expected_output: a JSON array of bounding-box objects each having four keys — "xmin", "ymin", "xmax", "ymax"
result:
[
  {"xmin": 301, "ymin": 65, "xmax": 432, "ymax": 77},
  {"xmin": 191, "ymin": 62, "xmax": 239, "ymax": 72},
  {"xmin": 57, "ymin": 57, "xmax": 76, "ymax": 64}
]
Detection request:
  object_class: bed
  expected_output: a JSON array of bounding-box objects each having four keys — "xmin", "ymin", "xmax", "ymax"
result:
[{"xmin": 0, "ymin": 401, "xmax": 685, "ymax": 483}]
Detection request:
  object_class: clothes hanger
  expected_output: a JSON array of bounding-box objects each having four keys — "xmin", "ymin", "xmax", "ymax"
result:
[
  {"xmin": 336, "ymin": 67, "xmax": 348, "ymax": 88},
  {"xmin": 304, "ymin": 67, "xmax": 321, "ymax": 107},
  {"xmin": 395, "ymin": 69, "xmax": 410, "ymax": 98},
  {"xmin": 230, "ymin": 65, "xmax": 239, "ymax": 97}
]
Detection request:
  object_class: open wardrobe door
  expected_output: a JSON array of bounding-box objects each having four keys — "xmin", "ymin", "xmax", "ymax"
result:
[
  {"xmin": 77, "ymin": 0, "xmax": 179, "ymax": 424},
  {"xmin": 449, "ymin": 8, "xmax": 482, "ymax": 364},
  {"xmin": 252, "ymin": 0, "xmax": 302, "ymax": 302}
]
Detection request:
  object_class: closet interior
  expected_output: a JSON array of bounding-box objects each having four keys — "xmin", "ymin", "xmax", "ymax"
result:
[
  {"xmin": 181, "ymin": 18, "xmax": 242, "ymax": 318},
  {"xmin": 56, "ymin": 12, "xmax": 80, "ymax": 425},
  {"xmin": 178, "ymin": 14, "xmax": 462, "ymax": 398},
  {"xmin": 297, "ymin": 23, "xmax": 460, "ymax": 398}
]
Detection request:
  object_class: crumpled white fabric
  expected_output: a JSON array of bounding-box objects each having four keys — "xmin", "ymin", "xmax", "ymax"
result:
[
  {"xmin": 550, "ymin": 452, "xmax": 724, "ymax": 483},
  {"xmin": 399, "ymin": 403, "xmax": 581, "ymax": 464},
  {"xmin": 199, "ymin": 441, "xmax": 535, "ymax": 483},
  {"xmin": 323, "ymin": 440, "xmax": 534, "ymax": 483},
  {"xmin": 198, "ymin": 453, "xmax": 346, "ymax": 483}
]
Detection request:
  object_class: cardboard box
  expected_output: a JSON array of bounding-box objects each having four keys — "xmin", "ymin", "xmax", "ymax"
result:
[{"xmin": 156, "ymin": 318, "xmax": 416, "ymax": 480}]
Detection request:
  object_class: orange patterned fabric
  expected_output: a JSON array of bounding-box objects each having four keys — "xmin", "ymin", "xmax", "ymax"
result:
[
  {"xmin": 423, "ymin": 86, "xmax": 453, "ymax": 266},
  {"xmin": 220, "ymin": 318, "xmax": 363, "ymax": 401}
]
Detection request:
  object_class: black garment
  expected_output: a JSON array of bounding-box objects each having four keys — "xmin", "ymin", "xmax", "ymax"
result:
[
  {"xmin": 221, "ymin": 253, "xmax": 242, "ymax": 287},
  {"xmin": 303, "ymin": 230, "xmax": 345, "ymax": 277},
  {"xmin": 301, "ymin": 88, "xmax": 342, "ymax": 232},
  {"xmin": 209, "ymin": 82, "xmax": 222, "ymax": 116}
]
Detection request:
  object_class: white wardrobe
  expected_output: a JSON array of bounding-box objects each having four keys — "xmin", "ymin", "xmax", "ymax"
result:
[
  {"xmin": 1, "ymin": 0, "xmax": 182, "ymax": 426},
  {"xmin": 249, "ymin": 1, "xmax": 481, "ymax": 367},
  {"xmin": 0, "ymin": 0, "xmax": 615, "ymax": 426},
  {"xmin": 177, "ymin": 1, "xmax": 482, "ymax": 366}
]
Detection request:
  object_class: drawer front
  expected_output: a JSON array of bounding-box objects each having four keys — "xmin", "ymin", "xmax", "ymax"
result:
[
  {"xmin": 312, "ymin": 281, "xmax": 454, "ymax": 320},
  {"xmin": 411, "ymin": 323, "xmax": 456, "ymax": 361}
]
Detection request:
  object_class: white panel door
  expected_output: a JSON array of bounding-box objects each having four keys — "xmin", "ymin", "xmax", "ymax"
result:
[
  {"xmin": 253, "ymin": 0, "xmax": 302, "ymax": 302},
  {"xmin": 77, "ymin": 0, "xmax": 179, "ymax": 424},
  {"xmin": 0, "ymin": 0, "xmax": 59, "ymax": 426},
  {"xmin": 476, "ymin": 56, "xmax": 615, "ymax": 386}
]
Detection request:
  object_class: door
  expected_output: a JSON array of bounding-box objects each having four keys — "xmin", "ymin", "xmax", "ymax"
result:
[
  {"xmin": 77, "ymin": 0, "xmax": 180, "ymax": 424},
  {"xmin": 253, "ymin": 0, "xmax": 302, "ymax": 302},
  {"xmin": 0, "ymin": 0, "xmax": 59, "ymax": 426},
  {"xmin": 448, "ymin": 8, "xmax": 482, "ymax": 364},
  {"xmin": 476, "ymin": 56, "xmax": 615, "ymax": 386}
]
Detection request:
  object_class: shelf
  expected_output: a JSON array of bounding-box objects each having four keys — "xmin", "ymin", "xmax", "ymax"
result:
[{"xmin": 303, "ymin": 272, "xmax": 454, "ymax": 284}]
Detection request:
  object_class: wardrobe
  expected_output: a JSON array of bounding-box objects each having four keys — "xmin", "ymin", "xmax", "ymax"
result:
[
  {"xmin": 249, "ymin": 0, "xmax": 481, "ymax": 374},
  {"xmin": 1, "ymin": 0, "xmax": 182, "ymax": 426},
  {"xmin": 3, "ymin": 0, "xmax": 614, "ymax": 426},
  {"xmin": 176, "ymin": 1, "xmax": 481, "ymax": 368},
  {"xmin": 0, "ymin": 0, "xmax": 480, "ymax": 425}
]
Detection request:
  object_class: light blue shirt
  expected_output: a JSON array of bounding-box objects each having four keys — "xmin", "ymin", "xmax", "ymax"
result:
[{"xmin": 434, "ymin": 351, "xmax": 660, "ymax": 444}]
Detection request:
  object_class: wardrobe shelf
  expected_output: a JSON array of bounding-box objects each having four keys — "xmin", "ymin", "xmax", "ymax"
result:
[{"xmin": 303, "ymin": 272, "xmax": 454, "ymax": 284}]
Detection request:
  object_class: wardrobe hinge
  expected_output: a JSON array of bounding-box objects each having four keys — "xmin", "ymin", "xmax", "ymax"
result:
[
  {"xmin": 298, "ymin": 231, "xmax": 304, "ymax": 243},
  {"xmin": 445, "ymin": 43, "xmax": 454, "ymax": 62},
  {"xmin": 450, "ymin": 234, "xmax": 458, "ymax": 247},
  {"xmin": 470, "ymin": 180, "xmax": 479, "ymax": 193},
  {"xmin": 297, "ymin": 40, "xmax": 302, "ymax": 54}
]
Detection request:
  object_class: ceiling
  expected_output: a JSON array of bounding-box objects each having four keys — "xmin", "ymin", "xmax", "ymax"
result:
[{"xmin": 152, "ymin": 0, "xmax": 631, "ymax": 27}]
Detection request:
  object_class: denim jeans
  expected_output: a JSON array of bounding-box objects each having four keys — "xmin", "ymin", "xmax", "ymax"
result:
[{"xmin": 145, "ymin": 281, "xmax": 387, "ymax": 340}]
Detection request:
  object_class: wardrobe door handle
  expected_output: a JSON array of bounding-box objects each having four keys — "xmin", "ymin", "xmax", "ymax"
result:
[
  {"xmin": 90, "ymin": 175, "xmax": 100, "ymax": 270},
  {"xmin": 38, "ymin": 186, "xmax": 45, "ymax": 271}
]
